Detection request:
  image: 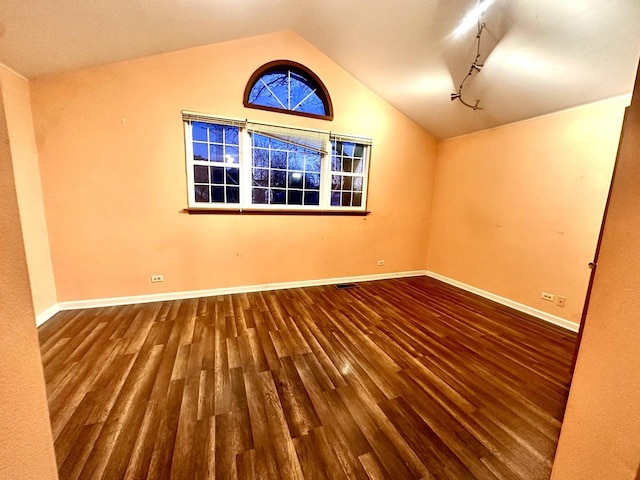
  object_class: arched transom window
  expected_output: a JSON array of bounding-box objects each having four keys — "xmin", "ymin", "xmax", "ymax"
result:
[{"xmin": 243, "ymin": 60, "xmax": 333, "ymax": 120}]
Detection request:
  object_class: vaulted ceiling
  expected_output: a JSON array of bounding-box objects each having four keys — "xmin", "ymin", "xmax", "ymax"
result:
[{"xmin": 1, "ymin": 0, "xmax": 638, "ymax": 138}]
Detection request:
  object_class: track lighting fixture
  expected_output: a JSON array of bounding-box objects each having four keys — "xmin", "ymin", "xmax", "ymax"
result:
[{"xmin": 450, "ymin": 2, "xmax": 490, "ymax": 111}]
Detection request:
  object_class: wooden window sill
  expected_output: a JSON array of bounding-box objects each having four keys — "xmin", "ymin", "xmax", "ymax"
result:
[{"xmin": 183, "ymin": 208, "xmax": 370, "ymax": 216}]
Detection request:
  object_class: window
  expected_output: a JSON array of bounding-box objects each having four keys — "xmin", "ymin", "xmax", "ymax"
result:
[
  {"xmin": 243, "ymin": 61, "xmax": 333, "ymax": 120},
  {"xmin": 187, "ymin": 117, "xmax": 244, "ymax": 204},
  {"xmin": 330, "ymin": 137, "xmax": 368, "ymax": 208},
  {"xmin": 183, "ymin": 113, "xmax": 371, "ymax": 212}
]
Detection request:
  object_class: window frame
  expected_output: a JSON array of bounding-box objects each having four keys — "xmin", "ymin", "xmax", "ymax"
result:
[
  {"xmin": 243, "ymin": 60, "xmax": 334, "ymax": 121},
  {"xmin": 183, "ymin": 112, "xmax": 371, "ymax": 213}
]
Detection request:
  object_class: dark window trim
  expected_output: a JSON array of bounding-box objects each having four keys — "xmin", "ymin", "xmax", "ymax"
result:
[
  {"xmin": 243, "ymin": 60, "xmax": 334, "ymax": 121},
  {"xmin": 183, "ymin": 208, "xmax": 370, "ymax": 216}
]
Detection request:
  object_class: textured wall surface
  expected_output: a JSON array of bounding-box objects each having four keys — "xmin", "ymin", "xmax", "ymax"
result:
[
  {"xmin": 551, "ymin": 66, "xmax": 640, "ymax": 479},
  {"xmin": 0, "ymin": 77, "xmax": 58, "ymax": 480},
  {"xmin": 31, "ymin": 31, "xmax": 437, "ymax": 302},
  {"xmin": 0, "ymin": 66, "xmax": 57, "ymax": 318},
  {"xmin": 427, "ymin": 97, "xmax": 627, "ymax": 323}
]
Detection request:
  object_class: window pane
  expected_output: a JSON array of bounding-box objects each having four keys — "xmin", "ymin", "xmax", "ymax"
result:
[
  {"xmin": 353, "ymin": 192, "xmax": 362, "ymax": 207},
  {"xmin": 331, "ymin": 175, "xmax": 342, "ymax": 191},
  {"xmin": 343, "ymin": 142, "xmax": 355, "ymax": 156},
  {"xmin": 252, "ymin": 133, "xmax": 269, "ymax": 149},
  {"xmin": 305, "ymin": 173, "xmax": 320, "ymax": 189},
  {"xmin": 354, "ymin": 145, "xmax": 364, "ymax": 158},
  {"xmin": 210, "ymin": 144, "xmax": 224, "ymax": 162},
  {"xmin": 249, "ymin": 72, "xmax": 287, "ymax": 108},
  {"xmin": 288, "ymin": 153, "xmax": 304, "ymax": 171},
  {"xmin": 304, "ymin": 191, "xmax": 320, "ymax": 206},
  {"xmin": 268, "ymin": 137, "xmax": 288, "ymax": 151},
  {"xmin": 343, "ymin": 158, "xmax": 353, "ymax": 173},
  {"xmin": 192, "ymin": 122, "xmax": 208, "ymax": 141},
  {"xmin": 270, "ymin": 170, "xmax": 286, "ymax": 188},
  {"xmin": 194, "ymin": 165, "xmax": 209, "ymax": 183},
  {"xmin": 211, "ymin": 166, "xmax": 224, "ymax": 184},
  {"xmin": 296, "ymin": 95, "xmax": 326, "ymax": 116},
  {"xmin": 226, "ymin": 187, "xmax": 240, "ymax": 203},
  {"xmin": 353, "ymin": 157, "xmax": 363, "ymax": 174},
  {"xmin": 224, "ymin": 127, "xmax": 239, "ymax": 145},
  {"xmin": 194, "ymin": 185, "xmax": 209, "ymax": 202},
  {"xmin": 343, "ymin": 176, "xmax": 353, "ymax": 190},
  {"xmin": 288, "ymin": 190, "xmax": 303, "ymax": 205},
  {"xmin": 253, "ymin": 148, "xmax": 269, "ymax": 167},
  {"xmin": 331, "ymin": 191, "xmax": 341, "ymax": 206},
  {"xmin": 211, "ymin": 186, "xmax": 225, "ymax": 203},
  {"xmin": 289, "ymin": 74, "xmax": 314, "ymax": 107},
  {"xmin": 224, "ymin": 146, "xmax": 239, "ymax": 164},
  {"xmin": 271, "ymin": 151, "xmax": 286, "ymax": 169},
  {"xmin": 208, "ymin": 124, "xmax": 224, "ymax": 143},
  {"xmin": 305, "ymin": 154, "xmax": 321, "ymax": 173},
  {"xmin": 331, "ymin": 156, "xmax": 341, "ymax": 172},
  {"xmin": 288, "ymin": 172, "xmax": 303, "ymax": 189},
  {"xmin": 193, "ymin": 142, "xmax": 208, "ymax": 161},
  {"xmin": 226, "ymin": 168, "xmax": 240, "ymax": 185},
  {"xmin": 252, "ymin": 188, "xmax": 268, "ymax": 204},
  {"xmin": 272, "ymin": 189, "xmax": 286, "ymax": 204},
  {"xmin": 342, "ymin": 192, "xmax": 352, "ymax": 206},
  {"xmin": 354, "ymin": 177, "xmax": 363, "ymax": 192},
  {"xmin": 289, "ymin": 73, "xmax": 326, "ymax": 115},
  {"xmin": 266, "ymin": 72, "xmax": 289, "ymax": 107},
  {"xmin": 252, "ymin": 168, "xmax": 268, "ymax": 187}
]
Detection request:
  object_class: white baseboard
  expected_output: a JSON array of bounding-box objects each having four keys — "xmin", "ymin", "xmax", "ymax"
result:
[
  {"xmin": 37, "ymin": 270, "xmax": 580, "ymax": 333},
  {"xmin": 425, "ymin": 271, "xmax": 580, "ymax": 332},
  {"xmin": 51, "ymin": 270, "xmax": 428, "ymax": 316},
  {"xmin": 35, "ymin": 304, "xmax": 61, "ymax": 327}
]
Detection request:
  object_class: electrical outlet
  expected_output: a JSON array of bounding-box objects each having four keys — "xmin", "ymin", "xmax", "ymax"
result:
[
  {"xmin": 541, "ymin": 291, "xmax": 554, "ymax": 302},
  {"xmin": 151, "ymin": 275, "xmax": 164, "ymax": 283},
  {"xmin": 377, "ymin": 259, "xmax": 385, "ymax": 266},
  {"xmin": 556, "ymin": 296, "xmax": 567, "ymax": 307}
]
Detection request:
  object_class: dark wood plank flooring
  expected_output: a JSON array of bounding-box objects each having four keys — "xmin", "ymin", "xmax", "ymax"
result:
[{"xmin": 38, "ymin": 276, "xmax": 577, "ymax": 480}]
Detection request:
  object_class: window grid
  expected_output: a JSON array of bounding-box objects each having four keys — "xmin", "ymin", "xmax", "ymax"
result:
[
  {"xmin": 249, "ymin": 70, "xmax": 324, "ymax": 116},
  {"xmin": 330, "ymin": 140, "xmax": 367, "ymax": 208},
  {"xmin": 192, "ymin": 122, "xmax": 241, "ymax": 204},
  {"xmin": 184, "ymin": 116, "xmax": 370, "ymax": 211},
  {"xmin": 243, "ymin": 61, "xmax": 334, "ymax": 120},
  {"xmin": 250, "ymin": 134, "xmax": 321, "ymax": 207}
]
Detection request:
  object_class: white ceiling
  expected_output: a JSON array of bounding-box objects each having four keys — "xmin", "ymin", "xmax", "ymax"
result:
[{"xmin": 0, "ymin": 0, "xmax": 638, "ymax": 139}]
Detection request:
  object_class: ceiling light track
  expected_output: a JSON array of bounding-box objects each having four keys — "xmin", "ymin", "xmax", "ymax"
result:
[{"xmin": 451, "ymin": 21, "xmax": 486, "ymax": 111}]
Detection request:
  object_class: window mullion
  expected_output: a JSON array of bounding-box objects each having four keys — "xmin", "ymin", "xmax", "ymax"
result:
[
  {"xmin": 185, "ymin": 122, "xmax": 196, "ymax": 207},
  {"xmin": 361, "ymin": 145, "xmax": 371, "ymax": 208},
  {"xmin": 287, "ymin": 70, "xmax": 291, "ymax": 110},
  {"xmin": 241, "ymin": 128, "xmax": 252, "ymax": 208},
  {"xmin": 320, "ymin": 138, "xmax": 332, "ymax": 208}
]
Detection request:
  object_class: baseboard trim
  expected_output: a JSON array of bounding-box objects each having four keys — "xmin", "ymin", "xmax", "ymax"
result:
[
  {"xmin": 425, "ymin": 271, "xmax": 580, "ymax": 332},
  {"xmin": 39, "ymin": 270, "xmax": 580, "ymax": 333},
  {"xmin": 35, "ymin": 303, "xmax": 61, "ymax": 327},
  {"xmin": 53, "ymin": 270, "xmax": 428, "ymax": 315}
]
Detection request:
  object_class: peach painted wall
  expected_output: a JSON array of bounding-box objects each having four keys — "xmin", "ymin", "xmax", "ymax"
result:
[
  {"xmin": 426, "ymin": 97, "xmax": 628, "ymax": 324},
  {"xmin": 0, "ymin": 79, "xmax": 58, "ymax": 479},
  {"xmin": 0, "ymin": 65, "xmax": 57, "ymax": 318},
  {"xmin": 551, "ymin": 65, "xmax": 640, "ymax": 479},
  {"xmin": 30, "ymin": 31, "xmax": 437, "ymax": 302}
]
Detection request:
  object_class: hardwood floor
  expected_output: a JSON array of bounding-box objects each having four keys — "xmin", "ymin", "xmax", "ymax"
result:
[{"xmin": 38, "ymin": 276, "xmax": 577, "ymax": 480}]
